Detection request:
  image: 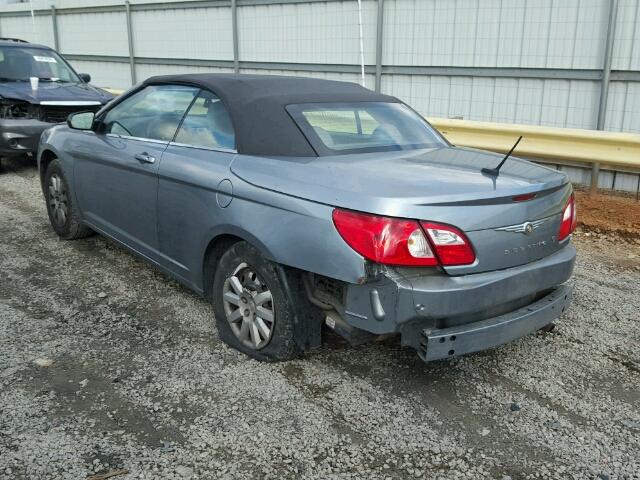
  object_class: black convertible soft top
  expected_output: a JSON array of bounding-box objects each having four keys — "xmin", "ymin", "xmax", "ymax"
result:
[{"xmin": 143, "ymin": 74, "xmax": 399, "ymax": 157}]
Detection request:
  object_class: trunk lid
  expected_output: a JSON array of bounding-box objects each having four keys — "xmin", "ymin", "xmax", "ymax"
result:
[{"xmin": 231, "ymin": 146, "xmax": 571, "ymax": 274}]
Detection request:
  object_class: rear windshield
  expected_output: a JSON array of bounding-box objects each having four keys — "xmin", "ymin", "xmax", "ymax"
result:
[{"xmin": 287, "ymin": 102, "xmax": 446, "ymax": 155}]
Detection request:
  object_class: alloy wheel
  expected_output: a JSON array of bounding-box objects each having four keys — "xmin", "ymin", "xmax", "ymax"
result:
[
  {"xmin": 222, "ymin": 263, "xmax": 275, "ymax": 350},
  {"xmin": 48, "ymin": 174, "xmax": 69, "ymax": 227}
]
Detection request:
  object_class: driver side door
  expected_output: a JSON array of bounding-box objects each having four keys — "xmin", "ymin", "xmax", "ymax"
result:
[{"xmin": 72, "ymin": 84, "xmax": 198, "ymax": 261}]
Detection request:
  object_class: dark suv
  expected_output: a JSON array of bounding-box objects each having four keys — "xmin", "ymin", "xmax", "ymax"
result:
[{"xmin": 0, "ymin": 38, "xmax": 113, "ymax": 169}]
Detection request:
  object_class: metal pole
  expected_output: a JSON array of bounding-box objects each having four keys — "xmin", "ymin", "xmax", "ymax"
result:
[
  {"xmin": 375, "ymin": 0, "xmax": 384, "ymax": 92},
  {"xmin": 591, "ymin": 0, "xmax": 618, "ymax": 194},
  {"xmin": 125, "ymin": 0, "xmax": 137, "ymax": 85},
  {"xmin": 29, "ymin": 0, "xmax": 36, "ymax": 41},
  {"xmin": 356, "ymin": 0, "xmax": 365, "ymax": 87},
  {"xmin": 232, "ymin": 0, "xmax": 239, "ymax": 74},
  {"xmin": 51, "ymin": 6, "xmax": 60, "ymax": 51}
]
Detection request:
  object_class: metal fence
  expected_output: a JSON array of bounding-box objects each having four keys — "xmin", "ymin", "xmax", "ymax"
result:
[{"xmin": 1, "ymin": 0, "xmax": 639, "ymax": 136}]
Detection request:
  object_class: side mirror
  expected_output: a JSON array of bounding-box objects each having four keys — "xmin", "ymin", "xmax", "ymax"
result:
[
  {"xmin": 67, "ymin": 111, "xmax": 95, "ymax": 130},
  {"xmin": 78, "ymin": 73, "xmax": 91, "ymax": 83}
]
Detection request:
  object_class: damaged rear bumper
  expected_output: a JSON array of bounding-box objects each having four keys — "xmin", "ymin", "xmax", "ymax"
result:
[
  {"xmin": 319, "ymin": 244, "xmax": 576, "ymax": 361},
  {"xmin": 418, "ymin": 285, "xmax": 571, "ymax": 361}
]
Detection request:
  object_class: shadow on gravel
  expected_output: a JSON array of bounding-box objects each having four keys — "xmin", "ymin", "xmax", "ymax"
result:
[
  {"xmin": 27, "ymin": 359, "xmax": 185, "ymax": 449},
  {"xmin": 0, "ymin": 155, "xmax": 37, "ymax": 176}
]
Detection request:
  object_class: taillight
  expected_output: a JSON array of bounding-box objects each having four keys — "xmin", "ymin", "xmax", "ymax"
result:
[
  {"xmin": 332, "ymin": 209, "xmax": 437, "ymax": 266},
  {"xmin": 421, "ymin": 222, "xmax": 476, "ymax": 265},
  {"xmin": 332, "ymin": 209, "xmax": 475, "ymax": 267},
  {"xmin": 558, "ymin": 194, "xmax": 577, "ymax": 241}
]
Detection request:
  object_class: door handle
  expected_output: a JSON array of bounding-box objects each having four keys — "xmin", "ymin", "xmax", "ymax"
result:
[{"xmin": 134, "ymin": 152, "xmax": 155, "ymax": 164}]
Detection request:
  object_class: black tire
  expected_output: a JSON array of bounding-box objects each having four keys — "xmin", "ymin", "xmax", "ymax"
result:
[
  {"xmin": 44, "ymin": 159, "xmax": 93, "ymax": 240},
  {"xmin": 212, "ymin": 241, "xmax": 301, "ymax": 361}
]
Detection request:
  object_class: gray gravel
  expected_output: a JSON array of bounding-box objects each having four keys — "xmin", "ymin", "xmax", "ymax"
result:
[{"xmin": 1, "ymin": 156, "xmax": 639, "ymax": 480}]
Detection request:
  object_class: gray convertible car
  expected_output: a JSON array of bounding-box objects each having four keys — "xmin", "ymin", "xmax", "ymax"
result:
[{"xmin": 37, "ymin": 74, "xmax": 576, "ymax": 362}]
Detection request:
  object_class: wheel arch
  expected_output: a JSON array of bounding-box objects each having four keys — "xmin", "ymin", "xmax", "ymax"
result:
[
  {"xmin": 39, "ymin": 149, "xmax": 58, "ymax": 191},
  {"xmin": 202, "ymin": 229, "xmax": 324, "ymax": 353},
  {"xmin": 201, "ymin": 227, "xmax": 277, "ymax": 298}
]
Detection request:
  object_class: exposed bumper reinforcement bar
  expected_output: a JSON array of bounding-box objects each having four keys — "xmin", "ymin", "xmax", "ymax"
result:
[{"xmin": 419, "ymin": 285, "xmax": 572, "ymax": 362}]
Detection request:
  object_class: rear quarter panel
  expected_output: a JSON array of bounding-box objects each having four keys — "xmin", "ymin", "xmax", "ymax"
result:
[
  {"xmin": 157, "ymin": 150, "xmax": 368, "ymax": 290},
  {"xmin": 208, "ymin": 179, "xmax": 368, "ymax": 283}
]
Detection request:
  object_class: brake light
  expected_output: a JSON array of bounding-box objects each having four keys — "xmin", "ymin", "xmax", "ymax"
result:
[
  {"xmin": 513, "ymin": 193, "xmax": 537, "ymax": 202},
  {"xmin": 332, "ymin": 209, "xmax": 475, "ymax": 267},
  {"xmin": 558, "ymin": 194, "xmax": 577, "ymax": 241}
]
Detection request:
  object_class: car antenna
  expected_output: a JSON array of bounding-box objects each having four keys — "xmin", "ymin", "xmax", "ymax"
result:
[{"xmin": 481, "ymin": 135, "xmax": 523, "ymax": 177}]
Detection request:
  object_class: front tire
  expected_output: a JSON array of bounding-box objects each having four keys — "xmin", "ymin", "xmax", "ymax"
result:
[
  {"xmin": 212, "ymin": 241, "xmax": 301, "ymax": 361},
  {"xmin": 44, "ymin": 159, "xmax": 92, "ymax": 240}
]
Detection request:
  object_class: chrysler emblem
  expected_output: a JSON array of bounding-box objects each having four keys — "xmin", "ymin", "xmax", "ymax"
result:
[{"xmin": 495, "ymin": 217, "xmax": 550, "ymax": 235}]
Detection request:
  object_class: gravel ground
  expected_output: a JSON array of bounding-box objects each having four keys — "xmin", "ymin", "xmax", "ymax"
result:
[{"xmin": 1, "ymin": 156, "xmax": 639, "ymax": 480}]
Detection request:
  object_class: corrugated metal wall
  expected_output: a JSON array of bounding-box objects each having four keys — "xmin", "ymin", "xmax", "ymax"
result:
[
  {"xmin": 1, "ymin": 0, "xmax": 638, "ymax": 133},
  {"xmin": 380, "ymin": 0, "xmax": 639, "ymax": 133},
  {"xmin": 384, "ymin": 0, "xmax": 607, "ymax": 69},
  {"xmin": 239, "ymin": 1, "xmax": 377, "ymax": 65}
]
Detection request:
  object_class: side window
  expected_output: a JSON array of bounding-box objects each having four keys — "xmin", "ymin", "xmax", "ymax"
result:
[
  {"xmin": 174, "ymin": 90, "xmax": 235, "ymax": 150},
  {"xmin": 101, "ymin": 85, "xmax": 198, "ymax": 141}
]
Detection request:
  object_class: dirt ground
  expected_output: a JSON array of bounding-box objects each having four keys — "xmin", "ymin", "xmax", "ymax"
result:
[
  {"xmin": 574, "ymin": 189, "xmax": 640, "ymax": 239},
  {"xmin": 0, "ymin": 156, "xmax": 639, "ymax": 480}
]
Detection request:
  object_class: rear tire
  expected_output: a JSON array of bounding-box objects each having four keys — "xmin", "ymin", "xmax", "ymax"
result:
[
  {"xmin": 212, "ymin": 241, "xmax": 301, "ymax": 361},
  {"xmin": 44, "ymin": 159, "xmax": 93, "ymax": 240}
]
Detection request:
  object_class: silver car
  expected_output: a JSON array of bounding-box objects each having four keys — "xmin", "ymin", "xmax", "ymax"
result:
[{"xmin": 37, "ymin": 74, "xmax": 576, "ymax": 362}]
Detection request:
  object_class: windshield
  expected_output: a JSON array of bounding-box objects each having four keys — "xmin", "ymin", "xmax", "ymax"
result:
[
  {"xmin": 287, "ymin": 102, "xmax": 446, "ymax": 155},
  {"xmin": 0, "ymin": 46, "xmax": 79, "ymax": 83}
]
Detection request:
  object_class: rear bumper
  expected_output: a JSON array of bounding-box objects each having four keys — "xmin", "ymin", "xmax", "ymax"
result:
[
  {"xmin": 418, "ymin": 285, "xmax": 571, "ymax": 361},
  {"xmin": 343, "ymin": 244, "xmax": 576, "ymax": 332},
  {"xmin": 0, "ymin": 119, "xmax": 53, "ymax": 156},
  {"xmin": 336, "ymin": 244, "xmax": 576, "ymax": 358}
]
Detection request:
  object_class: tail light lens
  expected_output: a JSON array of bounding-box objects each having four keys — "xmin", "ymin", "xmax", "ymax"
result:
[
  {"xmin": 332, "ymin": 209, "xmax": 437, "ymax": 266},
  {"xmin": 558, "ymin": 194, "xmax": 577, "ymax": 241},
  {"xmin": 421, "ymin": 222, "xmax": 476, "ymax": 265},
  {"xmin": 332, "ymin": 209, "xmax": 475, "ymax": 267}
]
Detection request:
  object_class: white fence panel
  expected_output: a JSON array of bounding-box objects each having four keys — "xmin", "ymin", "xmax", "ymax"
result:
[
  {"xmin": 135, "ymin": 63, "xmax": 233, "ymax": 81},
  {"xmin": 382, "ymin": 75, "xmax": 602, "ymax": 130},
  {"xmin": 131, "ymin": 6, "xmax": 233, "ymax": 60},
  {"xmin": 612, "ymin": 0, "xmax": 640, "ymax": 71},
  {"xmin": 383, "ymin": 0, "xmax": 608, "ymax": 69},
  {"xmin": 238, "ymin": 0, "xmax": 377, "ymax": 65},
  {"xmin": 0, "ymin": 14, "xmax": 54, "ymax": 47},
  {"xmin": 58, "ymin": 12, "xmax": 128, "ymax": 56}
]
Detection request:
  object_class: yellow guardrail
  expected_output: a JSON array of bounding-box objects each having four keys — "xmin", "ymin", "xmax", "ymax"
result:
[
  {"xmin": 428, "ymin": 117, "xmax": 640, "ymax": 170},
  {"xmin": 103, "ymin": 87, "xmax": 125, "ymax": 96},
  {"xmin": 101, "ymin": 86, "xmax": 639, "ymax": 170}
]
